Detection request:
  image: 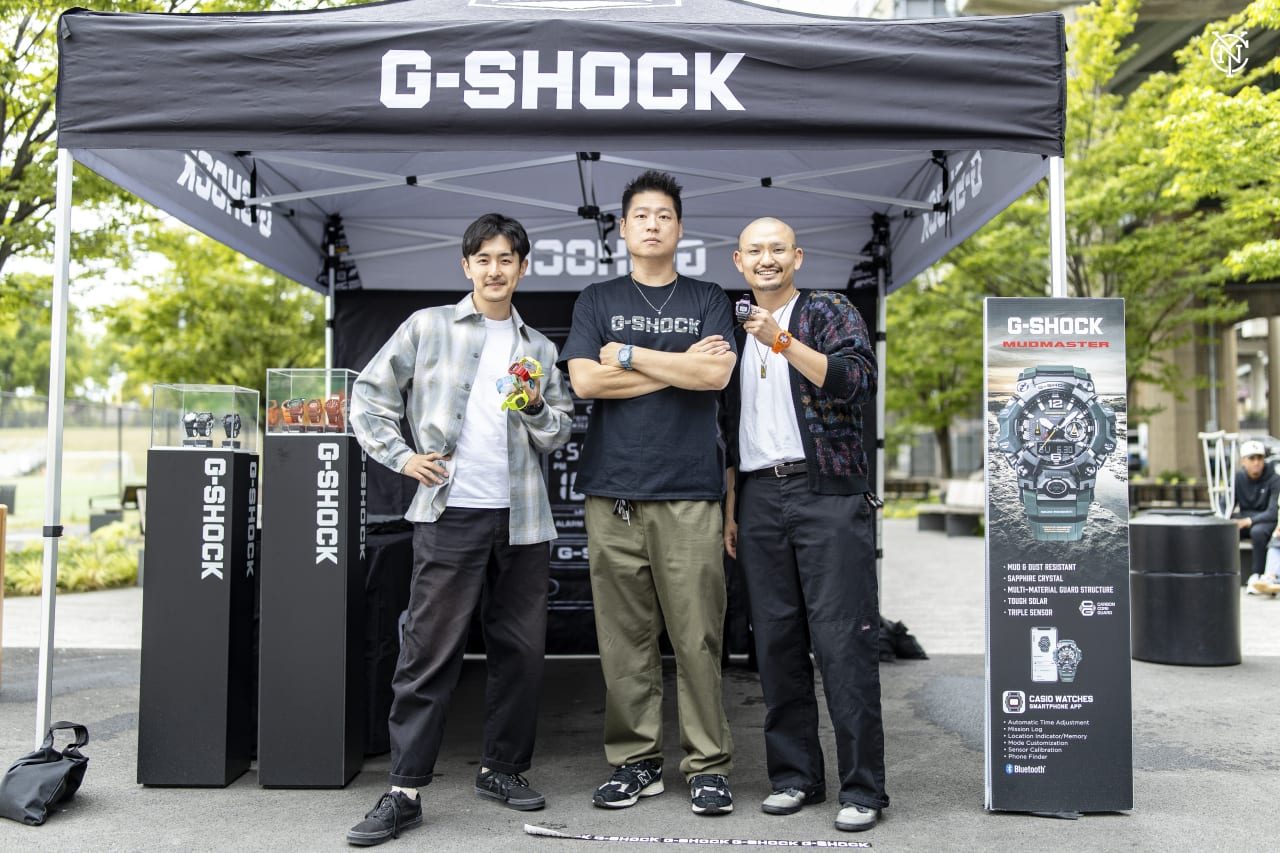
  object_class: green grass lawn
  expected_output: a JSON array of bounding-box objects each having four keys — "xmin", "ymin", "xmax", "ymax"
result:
[{"xmin": 2, "ymin": 426, "xmax": 151, "ymax": 529}]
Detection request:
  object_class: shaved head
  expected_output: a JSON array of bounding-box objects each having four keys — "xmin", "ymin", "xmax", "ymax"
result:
[{"xmin": 738, "ymin": 217, "xmax": 796, "ymax": 248}]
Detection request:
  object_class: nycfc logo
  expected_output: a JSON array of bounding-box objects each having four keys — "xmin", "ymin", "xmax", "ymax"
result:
[
  {"xmin": 1210, "ymin": 31, "xmax": 1249, "ymax": 77},
  {"xmin": 380, "ymin": 49, "xmax": 744, "ymax": 112}
]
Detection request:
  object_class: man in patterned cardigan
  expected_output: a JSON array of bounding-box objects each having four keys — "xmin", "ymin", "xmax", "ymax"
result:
[{"xmin": 722, "ymin": 217, "xmax": 889, "ymax": 833}]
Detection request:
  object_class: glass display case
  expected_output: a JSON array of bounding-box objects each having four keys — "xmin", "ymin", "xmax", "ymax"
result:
[
  {"xmin": 265, "ymin": 369, "xmax": 357, "ymax": 435},
  {"xmin": 151, "ymin": 384, "xmax": 260, "ymax": 452}
]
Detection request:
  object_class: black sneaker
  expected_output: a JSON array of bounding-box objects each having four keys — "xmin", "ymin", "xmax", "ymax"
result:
[
  {"xmin": 474, "ymin": 769, "xmax": 546, "ymax": 811},
  {"xmin": 346, "ymin": 791, "xmax": 423, "ymax": 846},
  {"xmin": 690, "ymin": 773, "xmax": 733, "ymax": 815},
  {"xmin": 592, "ymin": 759, "xmax": 665, "ymax": 808}
]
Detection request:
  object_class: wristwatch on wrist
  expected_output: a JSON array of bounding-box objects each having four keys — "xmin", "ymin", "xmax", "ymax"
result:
[
  {"xmin": 771, "ymin": 331, "xmax": 793, "ymax": 354},
  {"xmin": 995, "ymin": 365, "xmax": 1117, "ymax": 542},
  {"xmin": 522, "ymin": 399, "xmax": 546, "ymax": 416},
  {"xmin": 618, "ymin": 344, "xmax": 635, "ymax": 371},
  {"xmin": 1053, "ymin": 639, "xmax": 1082, "ymax": 682}
]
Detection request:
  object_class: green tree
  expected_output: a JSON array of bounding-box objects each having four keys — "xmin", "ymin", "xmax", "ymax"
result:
[
  {"xmin": 0, "ymin": 272, "xmax": 90, "ymax": 394},
  {"xmin": 1, "ymin": 0, "xmax": 348, "ymax": 399},
  {"xmin": 102, "ymin": 228, "xmax": 324, "ymax": 400},
  {"xmin": 888, "ymin": 0, "xmax": 1273, "ymax": 475}
]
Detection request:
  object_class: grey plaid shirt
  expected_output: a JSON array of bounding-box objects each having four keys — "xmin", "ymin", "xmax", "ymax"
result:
[{"xmin": 350, "ymin": 294, "xmax": 573, "ymax": 544}]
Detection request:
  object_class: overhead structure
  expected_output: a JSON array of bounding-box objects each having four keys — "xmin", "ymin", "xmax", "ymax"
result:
[{"xmin": 56, "ymin": 0, "xmax": 1065, "ymax": 298}]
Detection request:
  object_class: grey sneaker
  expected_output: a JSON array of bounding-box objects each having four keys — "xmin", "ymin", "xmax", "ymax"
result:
[
  {"xmin": 346, "ymin": 791, "xmax": 423, "ymax": 846},
  {"xmin": 761, "ymin": 786, "xmax": 826, "ymax": 815},
  {"xmin": 835, "ymin": 804, "xmax": 879, "ymax": 832},
  {"xmin": 593, "ymin": 759, "xmax": 664, "ymax": 808},
  {"xmin": 475, "ymin": 769, "xmax": 545, "ymax": 811},
  {"xmin": 690, "ymin": 773, "xmax": 733, "ymax": 815}
]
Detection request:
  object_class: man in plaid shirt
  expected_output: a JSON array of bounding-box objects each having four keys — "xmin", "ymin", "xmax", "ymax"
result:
[{"xmin": 347, "ymin": 213, "xmax": 572, "ymax": 846}]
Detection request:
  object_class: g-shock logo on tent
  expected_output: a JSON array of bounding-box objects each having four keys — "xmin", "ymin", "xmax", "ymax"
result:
[
  {"xmin": 380, "ymin": 49, "xmax": 744, "ymax": 112},
  {"xmin": 176, "ymin": 150, "xmax": 273, "ymax": 238},
  {"xmin": 920, "ymin": 151, "xmax": 984, "ymax": 243}
]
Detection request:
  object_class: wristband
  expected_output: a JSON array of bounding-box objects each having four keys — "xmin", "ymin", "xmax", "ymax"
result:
[{"xmin": 771, "ymin": 331, "xmax": 793, "ymax": 354}]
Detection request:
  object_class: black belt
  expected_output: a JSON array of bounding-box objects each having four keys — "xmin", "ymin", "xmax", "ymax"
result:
[{"xmin": 744, "ymin": 462, "xmax": 807, "ymax": 479}]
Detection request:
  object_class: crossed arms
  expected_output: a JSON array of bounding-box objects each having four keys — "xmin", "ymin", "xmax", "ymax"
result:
[{"xmin": 567, "ymin": 335, "xmax": 737, "ymax": 399}]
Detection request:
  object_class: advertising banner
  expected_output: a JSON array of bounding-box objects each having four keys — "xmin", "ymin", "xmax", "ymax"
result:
[{"xmin": 983, "ymin": 297, "xmax": 1133, "ymax": 813}]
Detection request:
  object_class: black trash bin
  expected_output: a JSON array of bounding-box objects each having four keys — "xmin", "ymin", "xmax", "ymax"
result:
[
  {"xmin": 1130, "ymin": 509, "xmax": 1241, "ymax": 666},
  {"xmin": 0, "ymin": 484, "xmax": 14, "ymax": 512}
]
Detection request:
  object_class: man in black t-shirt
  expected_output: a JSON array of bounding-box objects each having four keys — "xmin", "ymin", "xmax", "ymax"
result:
[{"xmin": 560, "ymin": 170, "xmax": 738, "ymax": 817}]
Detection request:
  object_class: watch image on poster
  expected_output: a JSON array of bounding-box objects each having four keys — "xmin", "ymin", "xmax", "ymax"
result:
[{"xmin": 985, "ymin": 303, "xmax": 1129, "ymax": 569}]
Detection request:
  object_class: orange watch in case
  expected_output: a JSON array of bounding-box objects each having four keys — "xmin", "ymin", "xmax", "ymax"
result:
[
  {"xmin": 266, "ymin": 400, "xmax": 281, "ymax": 430},
  {"xmin": 324, "ymin": 393, "xmax": 346, "ymax": 432},
  {"xmin": 304, "ymin": 398, "xmax": 324, "ymax": 430},
  {"xmin": 771, "ymin": 331, "xmax": 793, "ymax": 354}
]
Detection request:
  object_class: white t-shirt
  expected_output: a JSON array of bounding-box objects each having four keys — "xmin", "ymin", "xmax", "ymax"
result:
[
  {"xmin": 447, "ymin": 316, "xmax": 515, "ymax": 508},
  {"xmin": 738, "ymin": 297, "xmax": 805, "ymax": 473}
]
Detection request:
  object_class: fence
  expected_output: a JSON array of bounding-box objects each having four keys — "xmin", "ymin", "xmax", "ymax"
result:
[{"xmin": 0, "ymin": 391, "xmax": 148, "ymax": 527}]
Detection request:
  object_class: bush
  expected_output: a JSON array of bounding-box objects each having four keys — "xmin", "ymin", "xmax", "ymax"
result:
[{"xmin": 3, "ymin": 522, "xmax": 139, "ymax": 596}]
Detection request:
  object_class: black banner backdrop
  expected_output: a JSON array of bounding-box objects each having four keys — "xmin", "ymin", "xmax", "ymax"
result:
[{"xmin": 983, "ymin": 297, "xmax": 1133, "ymax": 813}]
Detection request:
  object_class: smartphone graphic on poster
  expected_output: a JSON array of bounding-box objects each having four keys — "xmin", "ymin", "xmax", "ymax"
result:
[{"xmin": 1031, "ymin": 626, "xmax": 1058, "ymax": 682}]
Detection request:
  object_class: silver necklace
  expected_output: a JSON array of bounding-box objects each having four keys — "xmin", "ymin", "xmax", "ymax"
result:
[
  {"xmin": 752, "ymin": 291, "xmax": 800, "ymax": 379},
  {"xmin": 631, "ymin": 275, "xmax": 679, "ymax": 315}
]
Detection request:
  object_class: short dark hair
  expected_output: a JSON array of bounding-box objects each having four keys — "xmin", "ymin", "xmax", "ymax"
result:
[
  {"xmin": 462, "ymin": 213, "xmax": 531, "ymax": 261},
  {"xmin": 621, "ymin": 170, "xmax": 683, "ymax": 221}
]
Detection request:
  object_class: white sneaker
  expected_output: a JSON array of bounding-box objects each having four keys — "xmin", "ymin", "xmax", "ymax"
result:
[
  {"xmin": 1246, "ymin": 573, "xmax": 1263, "ymax": 596},
  {"xmin": 761, "ymin": 787, "xmax": 825, "ymax": 815},
  {"xmin": 834, "ymin": 804, "xmax": 879, "ymax": 832},
  {"xmin": 1259, "ymin": 575, "xmax": 1280, "ymax": 596}
]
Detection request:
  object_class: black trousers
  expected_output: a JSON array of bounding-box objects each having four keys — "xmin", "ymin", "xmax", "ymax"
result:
[
  {"xmin": 737, "ymin": 475, "xmax": 889, "ymax": 810},
  {"xmin": 388, "ymin": 508, "xmax": 548, "ymax": 788},
  {"xmin": 1244, "ymin": 521, "xmax": 1275, "ymax": 576}
]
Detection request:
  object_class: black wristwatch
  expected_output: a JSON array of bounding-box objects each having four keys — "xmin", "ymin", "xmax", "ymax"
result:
[
  {"xmin": 995, "ymin": 365, "xmax": 1117, "ymax": 541},
  {"xmin": 521, "ymin": 399, "xmax": 546, "ymax": 417}
]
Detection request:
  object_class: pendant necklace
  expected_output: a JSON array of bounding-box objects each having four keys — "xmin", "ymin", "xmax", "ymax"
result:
[
  {"xmin": 752, "ymin": 291, "xmax": 800, "ymax": 379},
  {"xmin": 632, "ymin": 275, "xmax": 679, "ymax": 315}
]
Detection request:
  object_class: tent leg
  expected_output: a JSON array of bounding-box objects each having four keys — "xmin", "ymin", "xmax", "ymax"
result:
[
  {"xmin": 1049, "ymin": 155, "xmax": 1067, "ymax": 298},
  {"xmin": 876, "ymin": 267, "xmax": 887, "ymax": 582},
  {"xmin": 325, "ymin": 243, "xmax": 335, "ymax": 370},
  {"xmin": 36, "ymin": 149, "xmax": 75, "ymax": 747}
]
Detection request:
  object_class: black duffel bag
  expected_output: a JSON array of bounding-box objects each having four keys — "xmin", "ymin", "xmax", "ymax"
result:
[{"xmin": 0, "ymin": 721, "xmax": 90, "ymax": 826}]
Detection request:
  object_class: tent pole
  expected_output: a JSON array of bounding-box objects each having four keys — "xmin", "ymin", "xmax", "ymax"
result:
[
  {"xmin": 876, "ymin": 265, "xmax": 887, "ymax": 583},
  {"xmin": 36, "ymin": 148, "xmax": 75, "ymax": 747},
  {"xmin": 1049, "ymin": 155, "xmax": 1067, "ymax": 298},
  {"xmin": 325, "ymin": 242, "xmax": 335, "ymax": 370}
]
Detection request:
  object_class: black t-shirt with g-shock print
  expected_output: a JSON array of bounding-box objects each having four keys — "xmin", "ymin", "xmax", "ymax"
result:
[{"xmin": 560, "ymin": 274, "xmax": 737, "ymax": 500}]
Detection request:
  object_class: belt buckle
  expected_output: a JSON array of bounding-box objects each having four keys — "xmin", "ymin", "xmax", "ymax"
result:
[{"xmin": 771, "ymin": 463, "xmax": 788, "ymax": 478}]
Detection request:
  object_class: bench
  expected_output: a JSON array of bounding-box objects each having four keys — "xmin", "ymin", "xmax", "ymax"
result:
[
  {"xmin": 884, "ymin": 477, "xmax": 933, "ymax": 502},
  {"xmin": 917, "ymin": 479, "xmax": 985, "ymax": 537},
  {"xmin": 89, "ymin": 483, "xmax": 147, "ymax": 534}
]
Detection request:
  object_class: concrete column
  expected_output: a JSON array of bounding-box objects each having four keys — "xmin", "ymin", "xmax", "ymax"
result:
[
  {"xmin": 1221, "ymin": 325, "xmax": 1239, "ymax": 433},
  {"xmin": 1268, "ymin": 318, "xmax": 1280, "ymax": 435}
]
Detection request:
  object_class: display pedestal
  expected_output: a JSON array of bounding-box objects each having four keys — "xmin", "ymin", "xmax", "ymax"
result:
[
  {"xmin": 258, "ymin": 434, "xmax": 367, "ymax": 787},
  {"xmin": 138, "ymin": 449, "xmax": 257, "ymax": 787}
]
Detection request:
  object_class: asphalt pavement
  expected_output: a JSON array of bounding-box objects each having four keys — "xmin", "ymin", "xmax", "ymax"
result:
[{"xmin": 2, "ymin": 518, "xmax": 1278, "ymax": 852}]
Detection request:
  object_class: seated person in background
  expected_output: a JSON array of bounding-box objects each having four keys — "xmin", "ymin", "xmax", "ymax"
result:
[{"xmin": 1234, "ymin": 440, "xmax": 1279, "ymax": 583}]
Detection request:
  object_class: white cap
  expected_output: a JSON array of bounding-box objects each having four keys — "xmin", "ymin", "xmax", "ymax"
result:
[{"xmin": 1241, "ymin": 440, "xmax": 1266, "ymax": 458}]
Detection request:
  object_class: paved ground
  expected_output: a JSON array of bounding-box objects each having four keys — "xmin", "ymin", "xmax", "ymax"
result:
[{"xmin": 1, "ymin": 519, "xmax": 1278, "ymax": 851}]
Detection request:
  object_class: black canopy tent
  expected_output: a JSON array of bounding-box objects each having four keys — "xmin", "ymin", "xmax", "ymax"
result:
[{"xmin": 38, "ymin": 0, "xmax": 1067, "ymax": 743}]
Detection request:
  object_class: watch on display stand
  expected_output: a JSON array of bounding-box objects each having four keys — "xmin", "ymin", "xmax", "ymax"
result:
[
  {"xmin": 182, "ymin": 411, "xmax": 215, "ymax": 447},
  {"xmin": 1053, "ymin": 639, "xmax": 1083, "ymax": 682},
  {"xmin": 996, "ymin": 365, "xmax": 1117, "ymax": 542}
]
